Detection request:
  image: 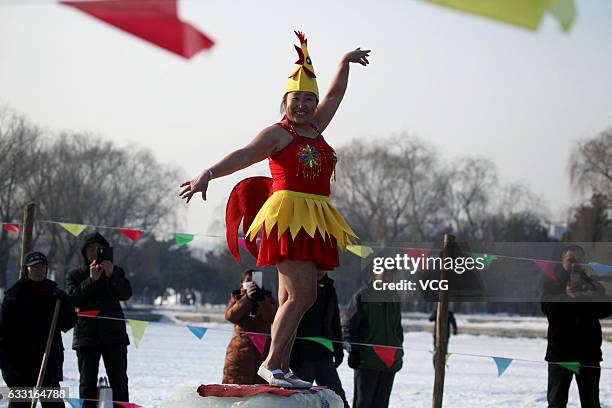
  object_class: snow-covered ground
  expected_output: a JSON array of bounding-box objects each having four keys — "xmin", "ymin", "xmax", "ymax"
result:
[{"xmin": 16, "ymin": 319, "xmax": 605, "ymax": 407}]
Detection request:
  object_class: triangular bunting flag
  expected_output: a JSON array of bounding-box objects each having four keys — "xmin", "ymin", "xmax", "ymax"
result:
[
  {"xmin": 60, "ymin": 0, "xmax": 215, "ymax": 59},
  {"xmin": 372, "ymin": 345, "xmax": 398, "ymax": 369},
  {"xmin": 187, "ymin": 325, "xmax": 208, "ymax": 340},
  {"xmin": 405, "ymin": 248, "xmax": 429, "ymax": 259},
  {"xmin": 424, "ymin": 0, "xmax": 576, "ymax": 32},
  {"xmin": 79, "ymin": 310, "xmax": 100, "ymax": 317},
  {"xmin": 346, "ymin": 245, "xmax": 374, "ymax": 258},
  {"xmin": 302, "ymin": 337, "xmax": 334, "ymax": 353},
  {"xmin": 59, "ymin": 223, "xmax": 87, "ymax": 237},
  {"xmin": 558, "ymin": 362, "xmax": 580, "ymax": 374},
  {"xmin": 173, "ymin": 233, "xmax": 194, "ymax": 246},
  {"xmin": 238, "ymin": 237, "xmax": 248, "ymax": 251},
  {"xmin": 468, "ymin": 252, "xmax": 497, "ymax": 268},
  {"xmin": 116, "ymin": 403, "xmax": 143, "ymax": 408},
  {"xmin": 65, "ymin": 398, "xmax": 84, "ymax": 408},
  {"xmin": 492, "ymin": 357, "xmax": 513, "ymax": 377},
  {"xmin": 589, "ymin": 262, "xmax": 612, "ymax": 277},
  {"xmin": 117, "ymin": 228, "xmax": 143, "ymax": 242},
  {"xmin": 247, "ymin": 333, "xmax": 268, "ymax": 358},
  {"xmin": 128, "ymin": 319, "xmax": 149, "ymax": 348},
  {"xmin": 2, "ymin": 223, "xmax": 20, "ymax": 233},
  {"xmin": 535, "ymin": 260, "xmax": 558, "ymax": 281}
]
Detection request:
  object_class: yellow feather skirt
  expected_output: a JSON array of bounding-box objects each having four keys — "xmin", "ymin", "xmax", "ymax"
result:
[{"xmin": 246, "ymin": 190, "xmax": 358, "ymax": 249}]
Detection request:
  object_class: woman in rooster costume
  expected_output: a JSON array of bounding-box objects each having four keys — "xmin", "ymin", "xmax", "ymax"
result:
[{"xmin": 180, "ymin": 31, "xmax": 370, "ymax": 388}]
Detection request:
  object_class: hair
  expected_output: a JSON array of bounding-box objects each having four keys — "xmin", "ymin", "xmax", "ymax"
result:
[
  {"xmin": 561, "ymin": 244, "xmax": 586, "ymax": 259},
  {"xmin": 240, "ymin": 269, "xmax": 255, "ymax": 283}
]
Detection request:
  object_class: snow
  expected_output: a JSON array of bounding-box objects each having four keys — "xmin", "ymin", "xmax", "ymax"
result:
[{"xmin": 2, "ymin": 317, "xmax": 610, "ymax": 407}]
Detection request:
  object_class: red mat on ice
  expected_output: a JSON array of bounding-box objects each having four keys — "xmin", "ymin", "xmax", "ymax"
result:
[{"xmin": 198, "ymin": 384, "xmax": 328, "ymax": 398}]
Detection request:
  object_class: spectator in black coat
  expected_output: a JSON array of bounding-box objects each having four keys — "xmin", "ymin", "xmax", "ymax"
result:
[
  {"xmin": 541, "ymin": 245, "xmax": 612, "ymax": 408},
  {"xmin": 290, "ymin": 271, "xmax": 349, "ymax": 408},
  {"xmin": 65, "ymin": 232, "xmax": 132, "ymax": 407},
  {"xmin": 0, "ymin": 251, "xmax": 76, "ymax": 408}
]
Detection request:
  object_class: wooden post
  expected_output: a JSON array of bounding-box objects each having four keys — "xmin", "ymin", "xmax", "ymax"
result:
[
  {"xmin": 31, "ymin": 299, "xmax": 61, "ymax": 408},
  {"xmin": 19, "ymin": 202, "xmax": 36, "ymax": 279},
  {"xmin": 432, "ymin": 233, "xmax": 454, "ymax": 408}
]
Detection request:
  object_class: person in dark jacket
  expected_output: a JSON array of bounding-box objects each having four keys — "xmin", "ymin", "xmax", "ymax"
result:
[
  {"xmin": 65, "ymin": 232, "xmax": 132, "ymax": 407},
  {"xmin": 343, "ymin": 275, "xmax": 404, "ymax": 408},
  {"xmin": 541, "ymin": 245, "xmax": 612, "ymax": 408},
  {"xmin": 0, "ymin": 251, "xmax": 76, "ymax": 408},
  {"xmin": 290, "ymin": 271, "xmax": 349, "ymax": 408},
  {"xmin": 222, "ymin": 269, "xmax": 277, "ymax": 385}
]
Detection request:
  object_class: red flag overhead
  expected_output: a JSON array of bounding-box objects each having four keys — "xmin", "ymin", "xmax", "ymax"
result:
[
  {"xmin": 117, "ymin": 228, "xmax": 143, "ymax": 242},
  {"xmin": 60, "ymin": 0, "xmax": 215, "ymax": 59},
  {"xmin": 2, "ymin": 224, "xmax": 20, "ymax": 233}
]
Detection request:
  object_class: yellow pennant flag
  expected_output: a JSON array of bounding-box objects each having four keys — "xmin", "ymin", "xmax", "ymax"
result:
[
  {"xmin": 347, "ymin": 245, "xmax": 374, "ymax": 258},
  {"xmin": 424, "ymin": 0, "xmax": 576, "ymax": 32},
  {"xmin": 59, "ymin": 223, "xmax": 87, "ymax": 237},
  {"xmin": 128, "ymin": 319, "xmax": 149, "ymax": 348}
]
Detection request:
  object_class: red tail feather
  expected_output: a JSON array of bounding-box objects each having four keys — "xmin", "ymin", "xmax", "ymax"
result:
[
  {"xmin": 294, "ymin": 30, "xmax": 307, "ymax": 46},
  {"xmin": 226, "ymin": 177, "xmax": 274, "ymax": 263}
]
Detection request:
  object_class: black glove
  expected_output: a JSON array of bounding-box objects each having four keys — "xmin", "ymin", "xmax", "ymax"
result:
[{"xmin": 250, "ymin": 287, "xmax": 265, "ymax": 303}]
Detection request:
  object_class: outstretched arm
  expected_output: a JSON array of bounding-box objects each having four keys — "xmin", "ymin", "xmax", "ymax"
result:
[
  {"xmin": 313, "ymin": 48, "xmax": 371, "ymax": 132},
  {"xmin": 179, "ymin": 126, "xmax": 286, "ymax": 203}
]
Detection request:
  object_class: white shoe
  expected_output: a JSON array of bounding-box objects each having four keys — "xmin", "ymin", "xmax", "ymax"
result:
[
  {"xmin": 257, "ymin": 364, "xmax": 292, "ymax": 388},
  {"xmin": 284, "ymin": 371, "xmax": 312, "ymax": 389}
]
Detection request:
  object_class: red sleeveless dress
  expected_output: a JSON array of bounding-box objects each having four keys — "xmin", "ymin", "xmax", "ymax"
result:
[{"xmin": 244, "ymin": 117, "xmax": 357, "ymax": 270}]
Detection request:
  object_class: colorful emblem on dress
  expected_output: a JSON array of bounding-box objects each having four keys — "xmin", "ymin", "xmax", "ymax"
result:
[{"xmin": 298, "ymin": 144, "xmax": 322, "ymax": 178}]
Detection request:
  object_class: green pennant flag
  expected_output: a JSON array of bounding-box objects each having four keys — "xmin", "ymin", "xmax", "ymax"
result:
[
  {"xmin": 128, "ymin": 319, "xmax": 149, "ymax": 348},
  {"xmin": 468, "ymin": 252, "xmax": 497, "ymax": 268},
  {"xmin": 347, "ymin": 245, "xmax": 374, "ymax": 258},
  {"xmin": 302, "ymin": 337, "xmax": 333, "ymax": 353},
  {"xmin": 59, "ymin": 223, "xmax": 87, "ymax": 237},
  {"xmin": 558, "ymin": 362, "xmax": 580, "ymax": 374},
  {"xmin": 431, "ymin": 350, "xmax": 451, "ymax": 366},
  {"xmin": 173, "ymin": 233, "xmax": 194, "ymax": 246}
]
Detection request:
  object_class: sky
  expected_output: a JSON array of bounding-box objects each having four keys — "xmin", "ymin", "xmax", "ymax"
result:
[{"xmin": 1, "ymin": 0, "xmax": 611, "ymax": 245}]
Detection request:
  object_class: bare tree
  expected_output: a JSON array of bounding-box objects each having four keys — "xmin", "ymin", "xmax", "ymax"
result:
[
  {"xmin": 333, "ymin": 136, "xmax": 447, "ymax": 243},
  {"xmin": 569, "ymin": 128, "xmax": 612, "ymax": 206},
  {"xmin": 23, "ymin": 132, "xmax": 183, "ymax": 284},
  {"xmin": 0, "ymin": 108, "xmax": 44, "ymax": 287},
  {"xmin": 443, "ymin": 157, "xmax": 497, "ymax": 240}
]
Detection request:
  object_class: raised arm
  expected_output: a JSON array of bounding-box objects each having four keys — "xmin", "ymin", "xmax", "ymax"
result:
[
  {"xmin": 179, "ymin": 125, "xmax": 287, "ymax": 203},
  {"xmin": 312, "ymin": 48, "xmax": 371, "ymax": 133}
]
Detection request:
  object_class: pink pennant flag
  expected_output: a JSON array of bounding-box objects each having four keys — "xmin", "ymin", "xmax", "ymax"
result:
[
  {"xmin": 117, "ymin": 228, "xmax": 142, "ymax": 242},
  {"xmin": 60, "ymin": 0, "xmax": 215, "ymax": 59},
  {"xmin": 372, "ymin": 345, "xmax": 398, "ymax": 369},
  {"xmin": 79, "ymin": 310, "xmax": 100, "ymax": 317},
  {"xmin": 247, "ymin": 333, "xmax": 268, "ymax": 358},
  {"xmin": 116, "ymin": 403, "xmax": 143, "ymax": 408},
  {"xmin": 535, "ymin": 260, "xmax": 557, "ymax": 281},
  {"xmin": 238, "ymin": 237, "xmax": 248, "ymax": 251},
  {"xmin": 2, "ymin": 224, "xmax": 20, "ymax": 233}
]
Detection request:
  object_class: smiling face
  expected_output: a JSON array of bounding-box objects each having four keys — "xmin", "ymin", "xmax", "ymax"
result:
[{"xmin": 285, "ymin": 91, "xmax": 318, "ymax": 125}]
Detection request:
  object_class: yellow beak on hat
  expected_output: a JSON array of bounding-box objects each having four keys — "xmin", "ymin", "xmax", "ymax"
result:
[{"xmin": 284, "ymin": 31, "xmax": 319, "ymax": 99}]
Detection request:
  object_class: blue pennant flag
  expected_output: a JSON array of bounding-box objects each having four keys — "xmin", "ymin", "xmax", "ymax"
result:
[
  {"xmin": 187, "ymin": 325, "xmax": 208, "ymax": 340},
  {"xmin": 492, "ymin": 357, "xmax": 513, "ymax": 377},
  {"xmin": 65, "ymin": 398, "xmax": 84, "ymax": 408},
  {"xmin": 589, "ymin": 262, "xmax": 612, "ymax": 277}
]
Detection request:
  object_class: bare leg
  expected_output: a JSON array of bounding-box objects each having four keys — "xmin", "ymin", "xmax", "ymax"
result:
[{"xmin": 263, "ymin": 260, "xmax": 317, "ymax": 371}]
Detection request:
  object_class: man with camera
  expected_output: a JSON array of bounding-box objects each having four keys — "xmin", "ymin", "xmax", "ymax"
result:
[
  {"xmin": 0, "ymin": 251, "xmax": 76, "ymax": 408},
  {"xmin": 65, "ymin": 232, "xmax": 133, "ymax": 407},
  {"xmin": 541, "ymin": 245, "xmax": 612, "ymax": 408}
]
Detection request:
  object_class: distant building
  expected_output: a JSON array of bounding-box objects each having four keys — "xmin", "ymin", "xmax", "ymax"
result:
[{"xmin": 547, "ymin": 223, "xmax": 567, "ymax": 241}]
